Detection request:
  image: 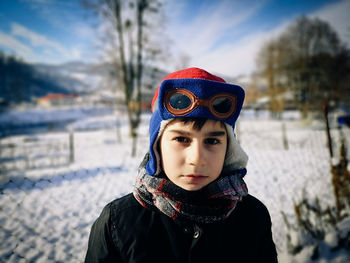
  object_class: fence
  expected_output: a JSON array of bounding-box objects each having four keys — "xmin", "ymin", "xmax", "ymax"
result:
[{"xmin": 0, "ymin": 131, "xmax": 74, "ymax": 173}]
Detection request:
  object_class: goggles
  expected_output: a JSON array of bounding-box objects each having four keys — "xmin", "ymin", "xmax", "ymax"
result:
[{"xmin": 164, "ymin": 89, "xmax": 237, "ymax": 119}]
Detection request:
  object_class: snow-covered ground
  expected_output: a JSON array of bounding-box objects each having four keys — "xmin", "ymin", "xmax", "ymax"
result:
[{"xmin": 0, "ymin": 106, "xmax": 349, "ymax": 262}]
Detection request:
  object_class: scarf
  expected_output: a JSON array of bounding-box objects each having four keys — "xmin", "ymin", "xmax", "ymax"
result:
[{"xmin": 133, "ymin": 154, "xmax": 248, "ymax": 224}]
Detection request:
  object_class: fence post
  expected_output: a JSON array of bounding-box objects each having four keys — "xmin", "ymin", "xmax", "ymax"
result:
[
  {"xmin": 69, "ymin": 129, "xmax": 74, "ymax": 163},
  {"xmin": 116, "ymin": 116, "xmax": 121, "ymax": 143},
  {"xmin": 115, "ymin": 104, "xmax": 122, "ymax": 143},
  {"xmin": 282, "ymin": 122, "xmax": 289, "ymax": 150}
]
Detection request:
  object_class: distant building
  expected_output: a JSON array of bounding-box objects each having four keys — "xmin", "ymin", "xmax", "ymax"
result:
[{"xmin": 37, "ymin": 94, "xmax": 77, "ymax": 107}]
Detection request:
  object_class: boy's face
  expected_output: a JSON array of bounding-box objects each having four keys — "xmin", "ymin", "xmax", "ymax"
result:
[{"xmin": 159, "ymin": 119, "xmax": 227, "ymax": 191}]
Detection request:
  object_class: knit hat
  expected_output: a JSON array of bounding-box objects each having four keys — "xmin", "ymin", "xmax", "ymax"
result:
[{"xmin": 146, "ymin": 67, "xmax": 248, "ymax": 176}]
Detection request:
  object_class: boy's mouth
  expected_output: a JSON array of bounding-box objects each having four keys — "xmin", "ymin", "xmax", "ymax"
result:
[{"xmin": 184, "ymin": 174, "xmax": 206, "ymax": 177}]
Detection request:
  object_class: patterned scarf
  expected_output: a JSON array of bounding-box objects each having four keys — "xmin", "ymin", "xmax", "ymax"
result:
[{"xmin": 133, "ymin": 154, "xmax": 248, "ymax": 224}]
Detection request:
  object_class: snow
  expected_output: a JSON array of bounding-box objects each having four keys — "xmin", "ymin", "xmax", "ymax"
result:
[
  {"xmin": 324, "ymin": 231, "xmax": 338, "ymax": 248},
  {"xmin": 338, "ymin": 217, "xmax": 350, "ymax": 239},
  {"xmin": 0, "ymin": 106, "xmax": 349, "ymax": 262}
]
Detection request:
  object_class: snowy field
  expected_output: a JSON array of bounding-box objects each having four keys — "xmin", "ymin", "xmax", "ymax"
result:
[{"xmin": 0, "ymin": 106, "xmax": 349, "ymax": 262}]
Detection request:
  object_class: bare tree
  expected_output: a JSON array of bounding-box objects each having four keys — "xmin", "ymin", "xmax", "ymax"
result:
[{"xmin": 83, "ymin": 0, "xmax": 165, "ymax": 156}]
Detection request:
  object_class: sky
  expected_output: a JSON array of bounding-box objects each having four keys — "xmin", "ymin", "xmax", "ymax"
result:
[{"xmin": 0, "ymin": 0, "xmax": 349, "ymax": 77}]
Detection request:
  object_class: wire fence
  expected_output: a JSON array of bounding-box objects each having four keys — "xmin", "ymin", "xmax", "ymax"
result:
[
  {"xmin": 0, "ymin": 133, "xmax": 74, "ymax": 173},
  {"xmin": 240, "ymin": 118, "xmax": 350, "ymax": 254}
]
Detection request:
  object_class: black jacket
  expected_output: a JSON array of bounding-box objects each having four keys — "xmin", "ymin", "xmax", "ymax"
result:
[{"xmin": 85, "ymin": 193, "xmax": 278, "ymax": 263}]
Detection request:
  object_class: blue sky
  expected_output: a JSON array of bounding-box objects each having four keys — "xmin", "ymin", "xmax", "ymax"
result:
[
  {"xmin": 0, "ymin": 0, "xmax": 94, "ymax": 64},
  {"xmin": 0, "ymin": 0, "xmax": 349, "ymax": 77}
]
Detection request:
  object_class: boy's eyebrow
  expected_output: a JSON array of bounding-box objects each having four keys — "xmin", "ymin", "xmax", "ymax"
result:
[
  {"xmin": 167, "ymin": 130, "xmax": 226, "ymax": 136},
  {"xmin": 206, "ymin": 131, "xmax": 226, "ymax": 137}
]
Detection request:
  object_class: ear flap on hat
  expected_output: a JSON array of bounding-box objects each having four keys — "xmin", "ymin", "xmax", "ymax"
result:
[
  {"xmin": 146, "ymin": 118, "xmax": 172, "ymax": 176},
  {"xmin": 223, "ymin": 123, "xmax": 248, "ymax": 171},
  {"xmin": 146, "ymin": 111, "xmax": 162, "ymax": 176}
]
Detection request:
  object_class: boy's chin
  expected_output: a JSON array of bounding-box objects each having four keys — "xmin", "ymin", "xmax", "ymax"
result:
[
  {"xmin": 183, "ymin": 186, "xmax": 206, "ymax": 191},
  {"xmin": 166, "ymin": 175, "xmax": 215, "ymax": 191},
  {"xmin": 176, "ymin": 182, "xmax": 209, "ymax": 191}
]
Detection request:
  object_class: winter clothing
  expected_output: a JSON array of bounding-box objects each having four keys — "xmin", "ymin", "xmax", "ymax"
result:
[
  {"xmin": 85, "ymin": 193, "xmax": 277, "ymax": 263},
  {"xmin": 146, "ymin": 67, "xmax": 247, "ymax": 176},
  {"xmin": 85, "ymin": 68, "xmax": 278, "ymax": 262},
  {"xmin": 134, "ymin": 154, "xmax": 248, "ymax": 223}
]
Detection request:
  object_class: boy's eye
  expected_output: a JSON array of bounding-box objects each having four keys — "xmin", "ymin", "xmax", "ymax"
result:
[
  {"xmin": 174, "ymin": 137, "xmax": 190, "ymax": 143},
  {"xmin": 205, "ymin": 138, "xmax": 220, "ymax": 145}
]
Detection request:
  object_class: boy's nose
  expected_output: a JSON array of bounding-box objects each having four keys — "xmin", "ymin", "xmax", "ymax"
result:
[{"xmin": 187, "ymin": 141, "xmax": 206, "ymax": 166}]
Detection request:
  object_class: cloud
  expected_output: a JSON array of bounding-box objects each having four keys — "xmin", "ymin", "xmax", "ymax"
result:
[
  {"xmin": 73, "ymin": 23, "xmax": 96, "ymax": 40},
  {"xmin": 21, "ymin": 0, "xmax": 78, "ymax": 30},
  {"xmin": 171, "ymin": 0, "xmax": 350, "ymax": 78},
  {"xmin": 11, "ymin": 23, "xmax": 69, "ymax": 56},
  {"xmin": 0, "ymin": 31, "xmax": 38, "ymax": 60},
  {"xmin": 192, "ymin": 23, "xmax": 289, "ymax": 77},
  {"xmin": 193, "ymin": 34, "xmax": 265, "ymax": 77},
  {"xmin": 0, "ymin": 22, "xmax": 87, "ymax": 63},
  {"xmin": 166, "ymin": 0, "xmax": 280, "ymax": 76},
  {"xmin": 169, "ymin": 0, "xmax": 266, "ymax": 58},
  {"xmin": 310, "ymin": 0, "xmax": 350, "ymax": 46}
]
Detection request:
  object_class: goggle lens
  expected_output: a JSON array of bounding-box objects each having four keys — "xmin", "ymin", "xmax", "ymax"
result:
[
  {"xmin": 169, "ymin": 93, "xmax": 191, "ymax": 110},
  {"xmin": 212, "ymin": 97, "xmax": 232, "ymax": 114}
]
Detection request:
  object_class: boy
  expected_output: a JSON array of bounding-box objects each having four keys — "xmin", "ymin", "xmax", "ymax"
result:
[{"xmin": 85, "ymin": 68, "xmax": 278, "ymax": 262}]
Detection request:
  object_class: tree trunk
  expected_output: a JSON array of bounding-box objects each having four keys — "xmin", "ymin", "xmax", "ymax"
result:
[
  {"xmin": 105, "ymin": 0, "xmax": 150, "ymax": 156},
  {"xmin": 112, "ymin": 0, "xmax": 138, "ymax": 156},
  {"xmin": 129, "ymin": 0, "xmax": 146, "ymax": 157},
  {"xmin": 131, "ymin": 132, "xmax": 137, "ymax": 157},
  {"xmin": 323, "ymin": 102, "xmax": 333, "ymax": 159},
  {"xmin": 282, "ymin": 122, "xmax": 288, "ymax": 150}
]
